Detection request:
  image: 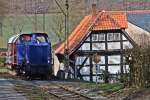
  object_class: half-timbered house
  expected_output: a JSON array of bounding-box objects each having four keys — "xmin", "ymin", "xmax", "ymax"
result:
[{"xmin": 54, "ymin": 4, "xmax": 150, "ymax": 83}]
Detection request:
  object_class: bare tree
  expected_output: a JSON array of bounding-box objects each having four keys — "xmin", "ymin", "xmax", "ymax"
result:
[
  {"xmin": 0, "ymin": 1, "xmax": 8, "ymax": 15},
  {"xmin": 50, "ymin": 15, "xmax": 65, "ymax": 42},
  {"xmin": 51, "ymin": 0, "xmax": 86, "ymax": 43}
]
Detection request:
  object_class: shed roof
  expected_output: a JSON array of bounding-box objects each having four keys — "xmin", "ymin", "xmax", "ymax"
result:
[
  {"xmin": 126, "ymin": 22, "xmax": 150, "ymax": 47},
  {"xmin": 128, "ymin": 11, "xmax": 150, "ymax": 32}
]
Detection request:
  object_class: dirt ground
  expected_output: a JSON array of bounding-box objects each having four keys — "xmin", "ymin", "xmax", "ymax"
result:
[
  {"xmin": 107, "ymin": 88, "xmax": 150, "ymax": 100},
  {"xmin": 0, "ymin": 73, "xmax": 150, "ymax": 100}
]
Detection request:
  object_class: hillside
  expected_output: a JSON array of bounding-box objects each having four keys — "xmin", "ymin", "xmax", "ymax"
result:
[
  {"xmin": 0, "ymin": 0, "xmax": 86, "ymax": 48},
  {"xmin": 0, "ymin": 0, "xmax": 150, "ymax": 48}
]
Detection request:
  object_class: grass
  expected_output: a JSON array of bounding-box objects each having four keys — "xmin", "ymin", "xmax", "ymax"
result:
[
  {"xmin": 0, "ymin": 57, "xmax": 7, "ymax": 72},
  {"xmin": 0, "ymin": 68, "xmax": 8, "ymax": 73},
  {"xmin": 0, "ymin": 57, "xmax": 8, "ymax": 73},
  {"xmin": 80, "ymin": 83, "xmax": 124, "ymax": 93},
  {"xmin": 0, "ymin": 57, "xmax": 5, "ymax": 64}
]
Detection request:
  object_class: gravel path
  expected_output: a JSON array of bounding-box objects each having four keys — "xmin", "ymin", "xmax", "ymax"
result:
[{"xmin": 0, "ymin": 79, "xmax": 28, "ymax": 100}]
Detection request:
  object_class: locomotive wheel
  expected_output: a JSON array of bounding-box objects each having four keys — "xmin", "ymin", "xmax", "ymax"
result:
[
  {"xmin": 16, "ymin": 69, "xmax": 23, "ymax": 76},
  {"xmin": 42, "ymin": 67, "xmax": 53, "ymax": 80},
  {"xmin": 41, "ymin": 74, "xmax": 50, "ymax": 80},
  {"xmin": 23, "ymin": 73, "xmax": 33, "ymax": 80}
]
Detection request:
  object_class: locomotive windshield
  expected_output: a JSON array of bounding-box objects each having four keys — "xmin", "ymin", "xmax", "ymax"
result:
[
  {"xmin": 36, "ymin": 35, "xmax": 48, "ymax": 43},
  {"xmin": 17, "ymin": 33, "xmax": 49, "ymax": 44}
]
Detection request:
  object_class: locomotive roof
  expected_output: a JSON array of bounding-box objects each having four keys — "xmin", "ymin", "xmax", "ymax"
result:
[
  {"xmin": 8, "ymin": 34, "xmax": 20, "ymax": 43},
  {"xmin": 8, "ymin": 32, "xmax": 48, "ymax": 43}
]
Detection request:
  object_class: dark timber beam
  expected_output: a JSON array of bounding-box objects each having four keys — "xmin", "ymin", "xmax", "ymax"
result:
[
  {"xmin": 84, "ymin": 40, "xmax": 128, "ymax": 43},
  {"xmin": 76, "ymin": 50, "xmax": 123, "ymax": 56},
  {"xmin": 120, "ymin": 33, "xmax": 124, "ymax": 83},
  {"xmin": 92, "ymin": 29, "xmax": 121, "ymax": 33},
  {"xmin": 105, "ymin": 32, "xmax": 109, "ymax": 83},
  {"xmin": 90, "ymin": 33, "xmax": 93, "ymax": 82},
  {"xmin": 77, "ymin": 56, "xmax": 89, "ymax": 80}
]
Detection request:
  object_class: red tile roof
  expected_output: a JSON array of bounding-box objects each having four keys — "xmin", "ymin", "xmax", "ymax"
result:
[
  {"xmin": 55, "ymin": 11, "xmax": 128, "ymax": 55},
  {"xmin": 93, "ymin": 12, "xmax": 127, "ymax": 30}
]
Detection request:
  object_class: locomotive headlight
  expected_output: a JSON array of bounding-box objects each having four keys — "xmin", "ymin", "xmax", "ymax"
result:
[
  {"xmin": 48, "ymin": 57, "xmax": 50, "ymax": 63},
  {"xmin": 27, "ymin": 60, "xmax": 30, "ymax": 64}
]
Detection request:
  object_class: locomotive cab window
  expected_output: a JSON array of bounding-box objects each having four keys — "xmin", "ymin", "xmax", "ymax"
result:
[
  {"xmin": 18, "ymin": 35, "xmax": 32, "ymax": 43},
  {"xmin": 36, "ymin": 35, "xmax": 48, "ymax": 43}
]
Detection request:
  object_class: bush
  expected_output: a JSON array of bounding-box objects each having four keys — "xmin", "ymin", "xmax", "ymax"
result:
[
  {"xmin": 125, "ymin": 46, "xmax": 150, "ymax": 88},
  {"xmin": 0, "ymin": 57, "xmax": 5, "ymax": 67}
]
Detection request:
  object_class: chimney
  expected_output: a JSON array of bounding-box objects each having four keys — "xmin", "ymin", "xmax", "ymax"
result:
[{"xmin": 92, "ymin": 4, "xmax": 97, "ymax": 17}]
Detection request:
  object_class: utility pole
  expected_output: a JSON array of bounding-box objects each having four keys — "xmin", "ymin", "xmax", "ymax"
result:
[
  {"xmin": 43, "ymin": 12, "xmax": 45, "ymax": 32},
  {"xmin": 65, "ymin": 0, "xmax": 69, "ymax": 78},
  {"xmin": 54, "ymin": 0, "xmax": 70, "ymax": 78},
  {"xmin": 34, "ymin": 0, "xmax": 37, "ymax": 32}
]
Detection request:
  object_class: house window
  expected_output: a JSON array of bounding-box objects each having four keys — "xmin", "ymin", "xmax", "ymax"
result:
[
  {"xmin": 108, "ymin": 65, "xmax": 120, "ymax": 74},
  {"xmin": 123, "ymin": 41, "xmax": 133, "ymax": 49},
  {"xmin": 108, "ymin": 55, "xmax": 121, "ymax": 64},
  {"xmin": 76, "ymin": 57, "xmax": 84, "ymax": 65},
  {"xmin": 85, "ymin": 37, "xmax": 90, "ymax": 41},
  {"xmin": 79, "ymin": 43, "xmax": 90, "ymax": 50},
  {"xmin": 83, "ymin": 77, "xmax": 90, "ymax": 81},
  {"xmin": 122, "ymin": 35, "xmax": 127, "ymax": 40},
  {"xmin": 75, "ymin": 57, "xmax": 89, "ymax": 65},
  {"xmin": 108, "ymin": 42, "xmax": 121, "ymax": 49},
  {"xmin": 92, "ymin": 34, "xmax": 105, "ymax": 41},
  {"xmin": 92, "ymin": 34, "xmax": 98, "ymax": 41},
  {"xmin": 92, "ymin": 43, "xmax": 105, "ymax": 50},
  {"xmin": 107, "ymin": 33, "xmax": 120, "ymax": 41},
  {"xmin": 107, "ymin": 33, "xmax": 113, "ymax": 41},
  {"xmin": 114, "ymin": 33, "xmax": 120, "ymax": 40},
  {"xmin": 80, "ymin": 67, "xmax": 90, "ymax": 75},
  {"xmin": 99, "ymin": 33, "xmax": 105, "ymax": 41}
]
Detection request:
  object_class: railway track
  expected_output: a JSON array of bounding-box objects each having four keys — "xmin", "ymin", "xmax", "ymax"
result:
[{"xmin": 47, "ymin": 85, "xmax": 94, "ymax": 100}]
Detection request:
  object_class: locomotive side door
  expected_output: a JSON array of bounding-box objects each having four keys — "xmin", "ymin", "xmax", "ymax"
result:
[{"xmin": 16, "ymin": 35, "xmax": 31, "ymax": 66}]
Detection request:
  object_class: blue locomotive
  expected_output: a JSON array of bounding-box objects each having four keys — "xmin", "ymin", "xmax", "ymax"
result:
[{"xmin": 7, "ymin": 33, "xmax": 52, "ymax": 79}]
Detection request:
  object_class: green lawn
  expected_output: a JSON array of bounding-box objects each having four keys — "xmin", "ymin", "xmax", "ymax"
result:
[
  {"xmin": 80, "ymin": 83, "xmax": 124, "ymax": 93},
  {"xmin": 0, "ymin": 67, "xmax": 8, "ymax": 73}
]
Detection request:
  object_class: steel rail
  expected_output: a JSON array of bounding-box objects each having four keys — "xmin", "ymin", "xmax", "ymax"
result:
[{"xmin": 48, "ymin": 85, "xmax": 94, "ymax": 100}]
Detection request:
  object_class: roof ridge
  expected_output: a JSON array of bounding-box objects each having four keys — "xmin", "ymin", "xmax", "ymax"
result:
[
  {"xmin": 98, "ymin": 10, "xmax": 150, "ymax": 14},
  {"xmin": 105, "ymin": 13, "xmax": 121, "ymax": 29}
]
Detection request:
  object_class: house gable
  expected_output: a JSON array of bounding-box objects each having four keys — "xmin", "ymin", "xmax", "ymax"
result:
[
  {"xmin": 75, "ymin": 29, "xmax": 133, "ymax": 82},
  {"xmin": 55, "ymin": 11, "xmax": 128, "ymax": 55}
]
